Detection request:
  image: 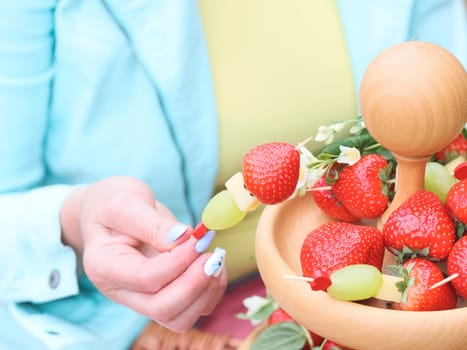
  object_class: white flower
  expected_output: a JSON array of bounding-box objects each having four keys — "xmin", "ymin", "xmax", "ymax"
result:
[
  {"xmin": 243, "ymin": 295, "xmax": 268, "ymax": 312},
  {"xmin": 314, "ymin": 126, "xmax": 334, "ymax": 144},
  {"xmin": 292, "ymin": 159, "xmax": 310, "ymax": 198},
  {"xmin": 337, "ymin": 145, "xmax": 361, "ymax": 165},
  {"xmin": 349, "ymin": 120, "xmax": 365, "ymax": 135},
  {"xmin": 330, "ymin": 122, "xmax": 346, "ymax": 133},
  {"xmin": 243, "ymin": 295, "xmax": 269, "ymax": 311},
  {"xmin": 237, "ymin": 295, "xmax": 275, "ymax": 325},
  {"xmin": 349, "ymin": 124, "xmax": 363, "ymax": 135},
  {"xmin": 304, "ymin": 167, "xmax": 326, "ymax": 190},
  {"xmin": 298, "ymin": 145, "xmax": 320, "ymax": 166}
]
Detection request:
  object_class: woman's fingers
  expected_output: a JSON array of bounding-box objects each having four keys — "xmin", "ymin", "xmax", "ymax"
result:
[
  {"xmin": 106, "ymin": 249, "xmax": 227, "ymax": 332},
  {"xmin": 81, "ymin": 177, "xmax": 194, "ymax": 251},
  {"xmin": 78, "ymin": 177, "xmax": 228, "ymax": 332},
  {"xmin": 84, "ymin": 236, "xmax": 207, "ymax": 293},
  {"xmin": 100, "ymin": 193, "xmax": 193, "ymax": 250},
  {"xmin": 160, "ymin": 268, "xmax": 228, "ymax": 333}
]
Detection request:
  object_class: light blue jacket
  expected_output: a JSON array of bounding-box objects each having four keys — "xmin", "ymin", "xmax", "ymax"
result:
[{"xmin": 0, "ymin": 0, "xmax": 465, "ymax": 349}]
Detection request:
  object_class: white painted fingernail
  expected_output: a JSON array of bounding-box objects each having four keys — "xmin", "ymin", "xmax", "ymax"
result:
[
  {"xmin": 203, "ymin": 247, "xmax": 226, "ymax": 277},
  {"xmin": 166, "ymin": 224, "xmax": 189, "ymax": 243}
]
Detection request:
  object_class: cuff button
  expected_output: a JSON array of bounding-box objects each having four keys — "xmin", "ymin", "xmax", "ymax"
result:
[{"xmin": 48, "ymin": 269, "xmax": 60, "ymax": 289}]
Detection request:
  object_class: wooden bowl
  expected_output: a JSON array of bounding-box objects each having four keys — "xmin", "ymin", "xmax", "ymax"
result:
[{"xmin": 255, "ymin": 192, "xmax": 467, "ymax": 350}]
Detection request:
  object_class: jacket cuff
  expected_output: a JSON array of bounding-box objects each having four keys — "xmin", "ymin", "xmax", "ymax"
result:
[{"xmin": 2, "ymin": 185, "xmax": 81, "ymax": 303}]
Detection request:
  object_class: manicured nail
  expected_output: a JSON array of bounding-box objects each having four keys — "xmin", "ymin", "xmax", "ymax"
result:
[
  {"xmin": 195, "ymin": 230, "xmax": 216, "ymax": 253},
  {"xmin": 203, "ymin": 247, "xmax": 226, "ymax": 277},
  {"xmin": 166, "ymin": 224, "xmax": 189, "ymax": 243}
]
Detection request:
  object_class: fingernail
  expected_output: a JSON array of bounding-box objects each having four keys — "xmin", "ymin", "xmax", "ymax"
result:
[
  {"xmin": 166, "ymin": 224, "xmax": 189, "ymax": 243},
  {"xmin": 195, "ymin": 230, "xmax": 216, "ymax": 253},
  {"xmin": 203, "ymin": 247, "xmax": 226, "ymax": 277}
]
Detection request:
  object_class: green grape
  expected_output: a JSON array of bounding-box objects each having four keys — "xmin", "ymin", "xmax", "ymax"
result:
[
  {"xmin": 327, "ymin": 264, "xmax": 383, "ymax": 301},
  {"xmin": 424, "ymin": 162, "xmax": 457, "ymax": 203},
  {"xmin": 202, "ymin": 190, "xmax": 247, "ymax": 230}
]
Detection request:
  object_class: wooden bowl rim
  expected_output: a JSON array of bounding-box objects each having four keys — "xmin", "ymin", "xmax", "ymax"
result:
[{"xmin": 255, "ymin": 193, "xmax": 467, "ymax": 350}]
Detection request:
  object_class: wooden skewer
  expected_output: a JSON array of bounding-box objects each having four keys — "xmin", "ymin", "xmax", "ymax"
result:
[
  {"xmin": 283, "ymin": 275, "xmax": 314, "ymax": 282},
  {"xmin": 308, "ymin": 186, "xmax": 333, "ymax": 192},
  {"xmin": 428, "ymin": 273, "xmax": 459, "ymax": 290},
  {"xmin": 296, "ymin": 135, "xmax": 315, "ymax": 149},
  {"xmin": 283, "ymin": 272, "xmax": 331, "ymax": 291}
]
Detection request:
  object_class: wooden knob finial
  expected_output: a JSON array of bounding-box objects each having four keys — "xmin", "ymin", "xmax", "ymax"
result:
[{"xmin": 360, "ymin": 41, "xmax": 467, "ymax": 222}]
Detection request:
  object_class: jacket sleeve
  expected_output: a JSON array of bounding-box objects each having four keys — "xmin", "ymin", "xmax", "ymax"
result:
[{"xmin": 0, "ymin": 1, "xmax": 79, "ymax": 303}]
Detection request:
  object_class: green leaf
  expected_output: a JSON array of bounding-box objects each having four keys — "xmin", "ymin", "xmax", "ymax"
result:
[
  {"xmin": 236, "ymin": 297, "xmax": 277, "ymax": 324},
  {"xmin": 250, "ymin": 323, "xmax": 307, "ymax": 350},
  {"xmin": 319, "ymin": 133, "xmax": 376, "ymax": 157},
  {"xmin": 462, "ymin": 128, "xmax": 467, "ymax": 139},
  {"xmin": 456, "ymin": 222, "xmax": 466, "ymax": 239}
]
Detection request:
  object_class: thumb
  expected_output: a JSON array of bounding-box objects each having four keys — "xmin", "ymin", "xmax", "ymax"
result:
[{"xmin": 105, "ymin": 195, "xmax": 193, "ymax": 251}]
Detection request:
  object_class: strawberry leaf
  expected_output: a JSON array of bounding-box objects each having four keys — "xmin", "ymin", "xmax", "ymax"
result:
[
  {"xmin": 251, "ymin": 322, "xmax": 307, "ymax": 350},
  {"xmin": 391, "ymin": 246, "xmax": 430, "ymax": 264},
  {"xmin": 394, "ymin": 261, "xmax": 415, "ymax": 303},
  {"xmin": 455, "ymin": 221, "xmax": 466, "ymax": 239}
]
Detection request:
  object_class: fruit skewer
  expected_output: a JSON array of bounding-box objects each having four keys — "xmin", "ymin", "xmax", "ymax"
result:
[
  {"xmin": 428, "ymin": 273, "xmax": 460, "ymax": 291},
  {"xmin": 191, "ymin": 136, "xmax": 367, "ymax": 240},
  {"xmin": 284, "ymin": 268, "xmax": 462, "ymax": 304},
  {"xmin": 283, "ymin": 264, "xmax": 402, "ymax": 303},
  {"xmin": 192, "ymin": 141, "xmax": 302, "ymax": 240}
]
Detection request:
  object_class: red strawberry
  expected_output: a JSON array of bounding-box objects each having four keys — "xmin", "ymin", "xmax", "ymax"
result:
[
  {"xmin": 447, "ymin": 235, "xmax": 467, "ymax": 298},
  {"xmin": 397, "ymin": 257, "xmax": 457, "ymax": 311},
  {"xmin": 434, "ymin": 133, "xmax": 467, "ymax": 163},
  {"xmin": 300, "ymin": 222, "xmax": 385, "ymax": 279},
  {"xmin": 322, "ymin": 340, "xmax": 348, "ymax": 350},
  {"xmin": 311, "ymin": 175, "xmax": 359, "ymax": 222},
  {"xmin": 242, "ymin": 142, "xmax": 300, "ymax": 204},
  {"xmin": 446, "ymin": 178, "xmax": 467, "ymax": 224},
  {"xmin": 268, "ymin": 308, "xmax": 324, "ymax": 348},
  {"xmin": 383, "ymin": 190, "xmax": 456, "ymax": 261},
  {"xmin": 332, "ymin": 154, "xmax": 390, "ymax": 219},
  {"xmin": 268, "ymin": 307, "xmax": 295, "ymax": 325}
]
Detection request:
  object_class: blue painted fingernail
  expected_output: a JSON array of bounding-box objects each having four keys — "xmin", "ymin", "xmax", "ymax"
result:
[
  {"xmin": 195, "ymin": 230, "xmax": 216, "ymax": 253},
  {"xmin": 166, "ymin": 224, "xmax": 189, "ymax": 243},
  {"xmin": 203, "ymin": 247, "xmax": 226, "ymax": 277}
]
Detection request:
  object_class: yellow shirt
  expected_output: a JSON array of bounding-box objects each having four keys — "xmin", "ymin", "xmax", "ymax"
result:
[{"xmin": 198, "ymin": 0, "xmax": 357, "ymax": 281}]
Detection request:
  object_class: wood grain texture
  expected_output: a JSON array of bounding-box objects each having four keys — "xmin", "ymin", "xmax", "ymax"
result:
[
  {"xmin": 255, "ymin": 192, "xmax": 467, "ymax": 350},
  {"xmin": 360, "ymin": 41, "xmax": 467, "ymax": 222}
]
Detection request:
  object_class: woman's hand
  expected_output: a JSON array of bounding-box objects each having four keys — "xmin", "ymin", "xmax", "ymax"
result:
[{"xmin": 60, "ymin": 176, "xmax": 227, "ymax": 332}]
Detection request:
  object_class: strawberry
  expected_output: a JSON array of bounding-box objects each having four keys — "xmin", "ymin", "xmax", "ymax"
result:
[
  {"xmin": 447, "ymin": 235, "xmax": 467, "ymax": 298},
  {"xmin": 267, "ymin": 307, "xmax": 295, "ymax": 325},
  {"xmin": 446, "ymin": 178, "xmax": 467, "ymax": 224},
  {"xmin": 332, "ymin": 154, "xmax": 390, "ymax": 219},
  {"xmin": 268, "ymin": 308, "xmax": 324, "ymax": 348},
  {"xmin": 434, "ymin": 133, "xmax": 467, "ymax": 164},
  {"xmin": 397, "ymin": 257, "xmax": 457, "ymax": 311},
  {"xmin": 311, "ymin": 175, "xmax": 359, "ymax": 222},
  {"xmin": 300, "ymin": 222, "xmax": 385, "ymax": 279},
  {"xmin": 242, "ymin": 142, "xmax": 300, "ymax": 204},
  {"xmin": 383, "ymin": 190, "xmax": 456, "ymax": 261},
  {"xmin": 322, "ymin": 340, "xmax": 348, "ymax": 350}
]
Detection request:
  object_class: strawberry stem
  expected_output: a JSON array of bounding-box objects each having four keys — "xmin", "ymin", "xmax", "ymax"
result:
[{"xmin": 363, "ymin": 142, "xmax": 383, "ymax": 152}]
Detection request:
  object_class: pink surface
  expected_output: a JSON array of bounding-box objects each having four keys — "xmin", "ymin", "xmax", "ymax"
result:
[{"xmin": 197, "ymin": 275, "xmax": 266, "ymax": 340}]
